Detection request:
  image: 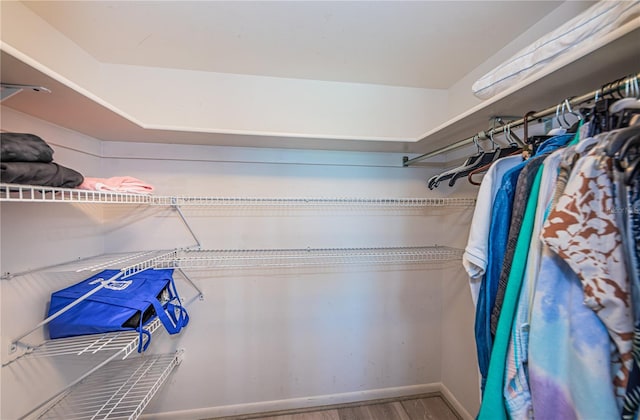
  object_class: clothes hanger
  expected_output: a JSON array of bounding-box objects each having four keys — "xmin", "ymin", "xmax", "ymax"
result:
[
  {"xmin": 427, "ymin": 136, "xmax": 486, "ymax": 189},
  {"xmin": 615, "ymin": 132, "xmax": 640, "ymax": 185},
  {"xmin": 466, "ymin": 123, "xmax": 522, "ymax": 186},
  {"xmin": 467, "ymin": 148, "xmax": 521, "ymax": 186},
  {"xmin": 604, "ymin": 125, "xmax": 640, "ymax": 160},
  {"xmin": 605, "ymin": 77, "xmax": 640, "ymax": 158},
  {"xmin": 448, "ymin": 132, "xmax": 501, "ymax": 187},
  {"xmin": 625, "ymin": 156, "xmax": 640, "ymax": 185},
  {"xmin": 610, "ymin": 76, "xmax": 640, "ymax": 128},
  {"xmin": 614, "ymin": 132, "xmax": 640, "ymax": 176},
  {"xmin": 521, "ymin": 110, "xmax": 537, "ymax": 159},
  {"xmin": 448, "ymin": 117, "xmax": 526, "ymax": 187}
]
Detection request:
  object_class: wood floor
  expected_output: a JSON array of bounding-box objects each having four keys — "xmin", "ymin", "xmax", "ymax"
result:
[{"xmin": 217, "ymin": 395, "xmax": 460, "ymax": 420}]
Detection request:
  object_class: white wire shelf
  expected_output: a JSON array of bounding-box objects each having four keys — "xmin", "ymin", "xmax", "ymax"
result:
[
  {"xmin": 0, "ymin": 183, "xmax": 153, "ymax": 204},
  {"xmin": 2, "ymin": 250, "xmax": 179, "ymax": 280},
  {"xmin": 74, "ymin": 250, "xmax": 180, "ymax": 279},
  {"xmin": 155, "ymin": 196, "xmax": 476, "ymax": 208},
  {"xmin": 154, "ymin": 246, "xmax": 463, "ymax": 269},
  {"xmin": 1, "ymin": 184, "xmax": 475, "ymax": 208},
  {"xmin": 8, "ymin": 319, "xmax": 163, "ymax": 367},
  {"xmin": 36, "ymin": 351, "xmax": 183, "ymax": 420}
]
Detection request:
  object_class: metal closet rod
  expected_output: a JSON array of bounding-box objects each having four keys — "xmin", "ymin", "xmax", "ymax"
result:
[{"xmin": 403, "ymin": 71, "xmax": 640, "ymax": 167}]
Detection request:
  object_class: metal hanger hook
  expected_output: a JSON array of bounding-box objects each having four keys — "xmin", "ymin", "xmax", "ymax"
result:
[
  {"xmin": 556, "ymin": 102, "xmax": 566, "ymax": 129},
  {"xmin": 488, "ymin": 118, "xmax": 498, "ymax": 149},
  {"xmin": 559, "ymin": 100, "xmax": 570, "ymax": 128},
  {"xmin": 564, "ymin": 97, "xmax": 581, "ymax": 122},
  {"xmin": 505, "ymin": 122, "xmax": 516, "ymax": 146},
  {"xmin": 472, "ymin": 134, "xmax": 481, "ymax": 153}
]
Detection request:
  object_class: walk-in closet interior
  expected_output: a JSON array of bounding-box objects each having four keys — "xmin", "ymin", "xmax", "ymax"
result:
[{"xmin": 1, "ymin": 1, "xmax": 639, "ymax": 419}]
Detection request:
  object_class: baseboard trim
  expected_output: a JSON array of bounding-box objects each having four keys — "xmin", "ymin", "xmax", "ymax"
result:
[
  {"xmin": 141, "ymin": 383, "xmax": 443, "ymax": 420},
  {"xmin": 440, "ymin": 383, "xmax": 474, "ymax": 420}
]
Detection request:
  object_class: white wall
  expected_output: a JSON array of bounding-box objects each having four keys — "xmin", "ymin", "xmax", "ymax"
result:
[
  {"xmin": 0, "ymin": 108, "xmax": 109, "ymax": 419},
  {"xmin": 0, "ymin": 107, "xmax": 105, "ymax": 275},
  {"xmin": 0, "ymin": 1, "xmax": 450, "ymax": 142},
  {"xmin": 99, "ymin": 63, "xmax": 449, "ymax": 141},
  {"xmin": 0, "ymin": 110, "xmax": 478, "ymax": 419}
]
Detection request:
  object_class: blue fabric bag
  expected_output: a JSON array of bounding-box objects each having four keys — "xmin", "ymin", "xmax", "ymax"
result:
[{"xmin": 47, "ymin": 268, "xmax": 189, "ymax": 352}]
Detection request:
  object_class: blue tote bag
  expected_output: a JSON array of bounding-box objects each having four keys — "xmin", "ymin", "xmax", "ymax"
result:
[{"xmin": 47, "ymin": 268, "xmax": 189, "ymax": 352}]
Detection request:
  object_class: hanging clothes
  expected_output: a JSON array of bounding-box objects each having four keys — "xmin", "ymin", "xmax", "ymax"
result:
[
  {"xmin": 503, "ymin": 149, "xmax": 565, "ymax": 419},
  {"xmin": 542, "ymin": 142, "xmax": 634, "ymax": 403},
  {"xmin": 475, "ymin": 134, "xmax": 573, "ymax": 394},
  {"xmin": 463, "ymin": 155, "xmax": 522, "ymax": 305},
  {"xmin": 463, "ymin": 74, "xmax": 640, "ymax": 418},
  {"xmin": 528, "ymin": 138, "xmax": 621, "ymax": 420}
]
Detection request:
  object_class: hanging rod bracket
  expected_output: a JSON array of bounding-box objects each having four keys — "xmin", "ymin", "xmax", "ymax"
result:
[
  {"xmin": 490, "ymin": 115, "xmax": 520, "ymax": 124},
  {"xmin": 1, "ymin": 83, "xmax": 51, "ymax": 101}
]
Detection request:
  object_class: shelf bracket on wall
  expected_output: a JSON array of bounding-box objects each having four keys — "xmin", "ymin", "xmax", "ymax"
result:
[
  {"xmin": 171, "ymin": 198, "xmax": 202, "ymax": 250},
  {"xmin": 1, "ymin": 83, "xmax": 51, "ymax": 101},
  {"xmin": 177, "ymin": 267, "xmax": 204, "ymax": 301}
]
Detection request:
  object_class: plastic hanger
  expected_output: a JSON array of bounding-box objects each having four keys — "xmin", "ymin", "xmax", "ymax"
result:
[
  {"xmin": 605, "ymin": 125, "xmax": 640, "ymax": 160},
  {"xmin": 615, "ymin": 132, "xmax": 640, "ymax": 180},
  {"xmin": 609, "ymin": 77, "xmax": 640, "ymax": 129},
  {"xmin": 604, "ymin": 80, "xmax": 640, "ymax": 158},
  {"xmin": 448, "ymin": 123, "xmax": 523, "ymax": 187},
  {"xmin": 427, "ymin": 136, "xmax": 485, "ymax": 189},
  {"xmin": 466, "ymin": 124, "xmax": 522, "ymax": 186},
  {"xmin": 448, "ymin": 147, "xmax": 499, "ymax": 187},
  {"xmin": 467, "ymin": 147, "xmax": 521, "ymax": 186}
]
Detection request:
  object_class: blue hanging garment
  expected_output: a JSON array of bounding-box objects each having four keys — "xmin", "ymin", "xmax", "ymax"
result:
[{"xmin": 47, "ymin": 268, "xmax": 189, "ymax": 352}]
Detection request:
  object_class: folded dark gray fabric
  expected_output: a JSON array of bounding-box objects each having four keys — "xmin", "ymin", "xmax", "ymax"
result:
[
  {"xmin": 1, "ymin": 161, "xmax": 84, "ymax": 188},
  {"xmin": 1, "ymin": 132, "xmax": 54, "ymax": 162}
]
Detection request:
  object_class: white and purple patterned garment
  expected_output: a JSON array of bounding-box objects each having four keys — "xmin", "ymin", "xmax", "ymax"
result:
[
  {"xmin": 542, "ymin": 146, "xmax": 633, "ymax": 402},
  {"xmin": 527, "ymin": 150, "xmax": 623, "ymax": 419},
  {"xmin": 528, "ymin": 247, "xmax": 619, "ymax": 419}
]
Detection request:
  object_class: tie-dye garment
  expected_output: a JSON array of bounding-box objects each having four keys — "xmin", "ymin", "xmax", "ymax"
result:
[
  {"xmin": 528, "ymin": 247, "xmax": 619, "ymax": 419},
  {"xmin": 542, "ymin": 145, "xmax": 633, "ymax": 406}
]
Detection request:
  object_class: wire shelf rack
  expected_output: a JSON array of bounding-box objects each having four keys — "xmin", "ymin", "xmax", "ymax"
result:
[
  {"xmin": 2, "ymin": 250, "xmax": 179, "ymax": 281},
  {"xmin": 155, "ymin": 196, "xmax": 476, "ymax": 208},
  {"xmin": 154, "ymin": 246, "xmax": 464, "ymax": 269},
  {"xmin": 36, "ymin": 351, "xmax": 183, "ymax": 420},
  {"xmin": 11, "ymin": 319, "xmax": 163, "ymax": 365},
  {"xmin": 0, "ymin": 183, "xmax": 153, "ymax": 204},
  {"xmin": 1, "ymin": 184, "xmax": 475, "ymax": 208},
  {"xmin": 74, "ymin": 250, "xmax": 180, "ymax": 279}
]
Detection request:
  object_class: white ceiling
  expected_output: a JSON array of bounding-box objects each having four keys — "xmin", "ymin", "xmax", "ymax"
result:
[{"xmin": 24, "ymin": 1, "xmax": 563, "ymax": 89}]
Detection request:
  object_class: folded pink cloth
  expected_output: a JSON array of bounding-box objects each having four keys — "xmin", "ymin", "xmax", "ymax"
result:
[{"xmin": 77, "ymin": 176, "xmax": 154, "ymax": 194}]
